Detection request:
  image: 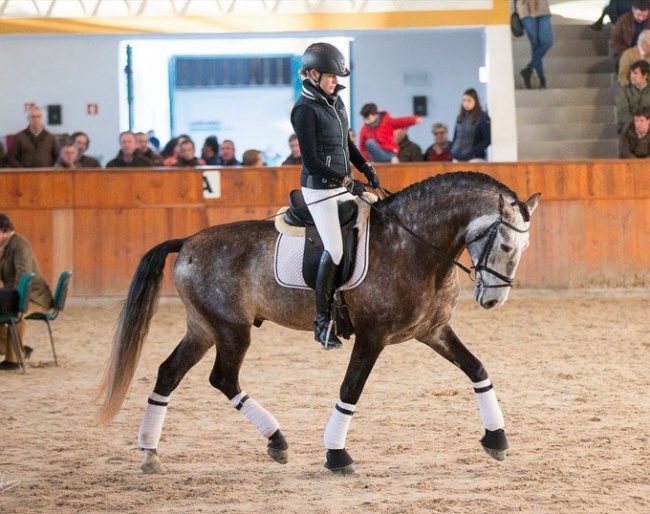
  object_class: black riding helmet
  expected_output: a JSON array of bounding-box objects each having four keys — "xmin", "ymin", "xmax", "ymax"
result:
[{"xmin": 301, "ymin": 43, "xmax": 350, "ymax": 77}]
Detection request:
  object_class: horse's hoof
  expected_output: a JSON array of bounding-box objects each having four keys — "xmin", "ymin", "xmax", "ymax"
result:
[
  {"xmin": 267, "ymin": 429, "xmax": 289, "ymax": 464},
  {"xmin": 324, "ymin": 449, "xmax": 355, "ymax": 474},
  {"xmin": 140, "ymin": 448, "xmax": 163, "ymax": 474},
  {"xmin": 480, "ymin": 428, "xmax": 508, "ymax": 462}
]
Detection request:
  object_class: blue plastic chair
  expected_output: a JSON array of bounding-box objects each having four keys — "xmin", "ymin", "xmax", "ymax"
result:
[
  {"xmin": 26, "ymin": 271, "xmax": 73, "ymax": 366},
  {"xmin": 0, "ymin": 272, "xmax": 35, "ymax": 373}
]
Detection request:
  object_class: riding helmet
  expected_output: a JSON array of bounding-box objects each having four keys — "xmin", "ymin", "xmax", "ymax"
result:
[{"xmin": 301, "ymin": 43, "xmax": 350, "ymax": 77}]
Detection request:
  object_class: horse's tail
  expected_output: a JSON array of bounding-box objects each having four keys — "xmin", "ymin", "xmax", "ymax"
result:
[{"xmin": 96, "ymin": 238, "xmax": 185, "ymax": 426}]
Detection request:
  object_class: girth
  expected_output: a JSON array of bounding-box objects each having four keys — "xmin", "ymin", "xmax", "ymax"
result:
[{"xmin": 283, "ymin": 189, "xmax": 359, "ymax": 289}]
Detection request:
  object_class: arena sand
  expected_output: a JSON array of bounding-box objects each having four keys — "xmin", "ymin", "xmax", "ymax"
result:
[{"xmin": 1, "ymin": 289, "xmax": 649, "ymax": 513}]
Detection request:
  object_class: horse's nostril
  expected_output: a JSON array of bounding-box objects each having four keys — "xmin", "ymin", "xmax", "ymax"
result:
[{"xmin": 483, "ymin": 299, "xmax": 498, "ymax": 310}]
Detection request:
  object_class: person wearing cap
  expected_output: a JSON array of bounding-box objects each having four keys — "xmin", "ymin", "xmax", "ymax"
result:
[{"xmin": 290, "ymin": 42, "xmax": 380, "ymax": 350}]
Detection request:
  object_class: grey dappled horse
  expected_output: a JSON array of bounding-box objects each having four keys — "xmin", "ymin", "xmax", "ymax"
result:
[{"xmin": 97, "ymin": 171, "xmax": 541, "ymax": 474}]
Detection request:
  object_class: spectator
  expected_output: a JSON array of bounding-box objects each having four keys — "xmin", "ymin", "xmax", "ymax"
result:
[
  {"xmin": 610, "ymin": 0, "xmax": 650, "ymax": 68},
  {"xmin": 54, "ymin": 142, "xmax": 79, "ymax": 168},
  {"xmin": 135, "ymin": 132, "xmax": 163, "ymax": 165},
  {"xmin": 105, "ymin": 131, "xmax": 153, "ymax": 168},
  {"xmin": 423, "ymin": 122, "xmax": 453, "ymax": 162},
  {"xmin": 201, "ymin": 136, "xmax": 221, "ymax": 165},
  {"xmin": 450, "ymin": 88, "xmax": 491, "ymax": 162},
  {"xmin": 616, "ymin": 60, "xmax": 650, "ymax": 132},
  {"xmin": 70, "ymin": 131, "xmax": 101, "ymax": 168},
  {"xmin": 147, "ymin": 129, "xmax": 161, "ymax": 151},
  {"xmin": 394, "ymin": 127, "xmax": 423, "ymax": 162},
  {"xmin": 358, "ymin": 102, "xmax": 421, "ymax": 163},
  {"xmin": 242, "ymin": 149, "xmax": 265, "ymax": 167},
  {"xmin": 160, "ymin": 134, "xmax": 190, "ymax": 160},
  {"xmin": 173, "ymin": 139, "xmax": 206, "ymax": 167},
  {"xmin": 618, "ymin": 29, "xmax": 650, "ymax": 85},
  {"xmin": 591, "ymin": 0, "xmax": 637, "ymax": 31},
  {"xmin": 619, "ymin": 106, "xmax": 650, "ymax": 157},
  {"xmin": 0, "ymin": 139, "xmax": 6, "ymax": 167},
  {"xmin": 518, "ymin": 0, "xmax": 554, "ymax": 89},
  {"xmin": 7, "ymin": 106, "xmax": 58, "ymax": 168},
  {"xmin": 281, "ymin": 134, "xmax": 302, "ymax": 165},
  {"xmin": 219, "ymin": 140, "xmax": 241, "ymax": 166},
  {"xmin": 162, "ymin": 135, "xmax": 191, "ymax": 166},
  {"xmin": 0, "ymin": 212, "xmax": 53, "ymax": 370}
]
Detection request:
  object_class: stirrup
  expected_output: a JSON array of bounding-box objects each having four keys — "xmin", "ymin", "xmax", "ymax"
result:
[{"xmin": 315, "ymin": 319, "xmax": 342, "ymax": 350}]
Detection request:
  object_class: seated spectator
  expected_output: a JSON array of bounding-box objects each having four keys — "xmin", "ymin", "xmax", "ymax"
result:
[
  {"xmin": 451, "ymin": 88, "xmax": 491, "ymax": 162},
  {"xmin": 619, "ymin": 106, "xmax": 650, "ymax": 157},
  {"xmin": 173, "ymin": 139, "xmax": 206, "ymax": 167},
  {"xmin": 162, "ymin": 135, "xmax": 191, "ymax": 166},
  {"xmin": 618, "ymin": 29, "xmax": 650, "ymax": 85},
  {"xmin": 7, "ymin": 106, "xmax": 58, "ymax": 168},
  {"xmin": 219, "ymin": 140, "xmax": 241, "ymax": 166},
  {"xmin": 423, "ymin": 122, "xmax": 453, "ymax": 162},
  {"xmin": 160, "ymin": 134, "xmax": 191, "ymax": 160},
  {"xmin": 611, "ymin": 0, "xmax": 650, "ymax": 69},
  {"xmin": 70, "ymin": 131, "xmax": 101, "ymax": 168},
  {"xmin": 281, "ymin": 134, "xmax": 302, "ymax": 165},
  {"xmin": 54, "ymin": 142, "xmax": 79, "ymax": 168},
  {"xmin": 616, "ymin": 60, "xmax": 650, "ymax": 132},
  {"xmin": 394, "ymin": 128, "xmax": 422, "ymax": 162},
  {"xmin": 135, "ymin": 132, "xmax": 163, "ymax": 165},
  {"xmin": 242, "ymin": 149, "xmax": 265, "ymax": 167},
  {"xmin": 359, "ymin": 102, "xmax": 422, "ymax": 163},
  {"xmin": 105, "ymin": 131, "xmax": 153, "ymax": 168},
  {"xmin": 592, "ymin": 0, "xmax": 636, "ymax": 31},
  {"xmin": 0, "ymin": 212, "xmax": 53, "ymax": 370},
  {"xmin": 201, "ymin": 136, "xmax": 221, "ymax": 165}
]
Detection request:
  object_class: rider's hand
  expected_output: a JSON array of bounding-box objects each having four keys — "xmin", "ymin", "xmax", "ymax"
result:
[
  {"xmin": 342, "ymin": 176, "xmax": 366, "ymax": 196},
  {"xmin": 363, "ymin": 163, "xmax": 381, "ymax": 189}
]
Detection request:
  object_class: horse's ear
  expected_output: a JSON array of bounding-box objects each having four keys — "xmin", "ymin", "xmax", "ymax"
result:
[
  {"xmin": 497, "ymin": 194, "xmax": 512, "ymax": 216},
  {"xmin": 525, "ymin": 193, "xmax": 542, "ymax": 215}
]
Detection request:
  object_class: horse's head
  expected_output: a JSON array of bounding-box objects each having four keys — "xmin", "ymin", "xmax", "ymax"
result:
[{"xmin": 465, "ymin": 192, "xmax": 541, "ymax": 309}]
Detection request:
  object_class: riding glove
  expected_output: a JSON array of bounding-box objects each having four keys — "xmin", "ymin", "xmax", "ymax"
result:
[
  {"xmin": 363, "ymin": 163, "xmax": 381, "ymax": 189},
  {"xmin": 342, "ymin": 177, "xmax": 366, "ymax": 196}
]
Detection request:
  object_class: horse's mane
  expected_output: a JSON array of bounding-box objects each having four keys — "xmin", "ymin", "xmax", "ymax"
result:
[{"xmin": 379, "ymin": 171, "xmax": 531, "ymax": 221}]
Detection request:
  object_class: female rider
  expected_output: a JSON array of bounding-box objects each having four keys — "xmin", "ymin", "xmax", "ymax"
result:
[{"xmin": 290, "ymin": 42, "xmax": 380, "ymax": 349}]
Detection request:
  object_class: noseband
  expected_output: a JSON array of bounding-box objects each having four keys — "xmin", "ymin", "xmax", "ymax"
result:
[{"xmin": 466, "ymin": 216, "xmax": 529, "ymax": 289}]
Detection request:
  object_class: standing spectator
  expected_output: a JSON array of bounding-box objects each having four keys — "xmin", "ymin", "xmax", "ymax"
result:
[
  {"xmin": 54, "ymin": 142, "xmax": 78, "ymax": 168},
  {"xmin": 450, "ymin": 88, "xmax": 491, "ymax": 162},
  {"xmin": 616, "ymin": 60, "xmax": 650, "ymax": 132},
  {"xmin": 70, "ymin": 131, "xmax": 101, "ymax": 168},
  {"xmin": 592, "ymin": 0, "xmax": 637, "ymax": 31},
  {"xmin": 618, "ymin": 29, "xmax": 650, "ymax": 85},
  {"xmin": 147, "ymin": 130, "xmax": 161, "ymax": 151},
  {"xmin": 7, "ymin": 106, "xmax": 58, "ymax": 167},
  {"xmin": 281, "ymin": 134, "xmax": 302, "ymax": 165},
  {"xmin": 610, "ymin": 0, "xmax": 650, "ymax": 70},
  {"xmin": 135, "ymin": 132, "xmax": 163, "ymax": 165},
  {"xmin": 394, "ymin": 128, "xmax": 423, "ymax": 162},
  {"xmin": 105, "ymin": 131, "xmax": 153, "ymax": 168},
  {"xmin": 173, "ymin": 139, "xmax": 206, "ymax": 167},
  {"xmin": 0, "ymin": 139, "xmax": 6, "ymax": 168},
  {"xmin": 423, "ymin": 122, "xmax": 453, "ymax": 162},
  {"xmin": 359, "ymin": 103, "xmax": 421, "ymax": 162},
  {"xmin": 0, "ymin": 213, "xmax": 53, "ymax": 370},
  {"xmin": 219, "ymin": 140, "xmax": 241, "ymax": 166},
  {"xmin": 518, "ymin": 0, "xmax": 554, "ymax": 89},
  {"xmin": 619, "ymin": 106, "xmax": 650, "ymax": 157},
  {"xmin": 201, "ymin": 136, "xmax": 221, "ymax": 165},
  {"xmin": 242, "ymin": 149, "xmax": 265, "ymax": 167}
]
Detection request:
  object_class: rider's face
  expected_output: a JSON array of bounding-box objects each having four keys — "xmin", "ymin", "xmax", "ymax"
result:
[{"xmin": 313, "ymin": 71, "xmax": 338, "ymax": 95}]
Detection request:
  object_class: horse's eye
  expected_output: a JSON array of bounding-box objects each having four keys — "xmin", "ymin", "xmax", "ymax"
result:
[{"xmin": 500, "ymin": 244, "xmax": 513, "ymax": 252}]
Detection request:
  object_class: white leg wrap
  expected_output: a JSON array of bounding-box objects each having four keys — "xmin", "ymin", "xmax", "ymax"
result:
[
  {"xmin": 230, "ymin": 391, "xmax": 280, "ymax": 438},
  {"xmin": 323, "ymin": 400, "xmax": 356, "ymax": 450},
  {"xmin": 137, "ymin": 392, "xmax": 170, "ymax": 449},
  {"xmin": 472, "ymin": 378, "xmax": 504, "ymax": 431}
]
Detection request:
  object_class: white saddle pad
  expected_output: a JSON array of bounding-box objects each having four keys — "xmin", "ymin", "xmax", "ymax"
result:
[{"xmin": 273, "ymin": 194, "xmax": 375, "ymax": 291}]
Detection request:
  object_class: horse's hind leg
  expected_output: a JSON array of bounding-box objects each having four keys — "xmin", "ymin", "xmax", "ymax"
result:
[
  {"xmin": 418, "ymin": 324, "xmax": 509, "ymax": 462},
  {"xmin": 208, "ymin": 321, "xmax": 289, "ymax": 465},
  {"xmin": 139, "ymin": 335, "xmax": 212, "ymax": 474}
]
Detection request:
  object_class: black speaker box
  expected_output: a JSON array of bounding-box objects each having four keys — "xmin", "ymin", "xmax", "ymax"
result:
[
  {"xmin": 413, "ymin": 96, "xmax": 427, "ymax": 116},
  {"xmin": 47, "ymin": 104, "xmax": 62, "ymax": 125}
]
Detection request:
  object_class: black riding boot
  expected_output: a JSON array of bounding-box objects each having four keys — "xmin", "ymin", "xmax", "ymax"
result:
[{"xmin": 314, "ymin": 251, "xmax": 342, "ymax": 350}]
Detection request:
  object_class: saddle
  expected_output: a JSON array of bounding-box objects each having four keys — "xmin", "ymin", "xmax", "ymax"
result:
[{"xmin": 283, "ymin": 189, "xmax": 359, "ymax": 290}]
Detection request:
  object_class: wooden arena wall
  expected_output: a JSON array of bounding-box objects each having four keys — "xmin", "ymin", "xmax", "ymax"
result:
[{"xmin": 1, "ymin": 161, "xmax": 648, "ymax": 296}]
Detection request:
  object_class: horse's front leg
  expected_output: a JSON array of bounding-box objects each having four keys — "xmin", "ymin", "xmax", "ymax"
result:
[
  {"xmin": 418, "ymin": 323, "xmax": 509, "ymax": 462},
  {"xmin": 323, "ymin": 335, "xmax": 384, "ymax": 474}
]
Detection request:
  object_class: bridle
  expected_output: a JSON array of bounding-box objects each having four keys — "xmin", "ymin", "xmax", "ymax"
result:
[{"xmin": 466, "ymin": 215, "xmax": 530, "ymax": 289}]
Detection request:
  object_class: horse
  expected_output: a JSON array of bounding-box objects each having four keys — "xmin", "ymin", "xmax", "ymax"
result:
[{"xmin": 96, "ymin": 171, "xmax": 541, "ymax": 475}]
